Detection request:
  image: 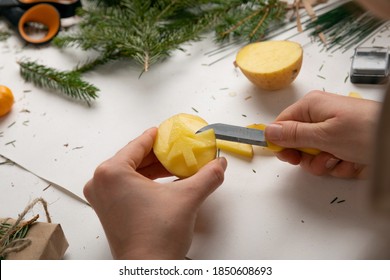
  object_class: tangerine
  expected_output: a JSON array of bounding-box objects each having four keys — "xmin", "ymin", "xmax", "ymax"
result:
[{"xmin": 0, "ymin": 85, "xmax": 14, "ymax": 117}]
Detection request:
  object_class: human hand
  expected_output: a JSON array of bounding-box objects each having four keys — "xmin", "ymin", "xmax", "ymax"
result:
[
  {"xmin": 84, "ymin": 127, "xmax": 227, "ymax": 259},
  {"xmin": 265, "ymin": 91, "xmax": 380, "ymax": 179}
]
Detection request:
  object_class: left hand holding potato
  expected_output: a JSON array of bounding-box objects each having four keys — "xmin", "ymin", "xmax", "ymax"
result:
[{"xmin": 84, "ymin": 127, "xmax": 227, "ymax": 259}]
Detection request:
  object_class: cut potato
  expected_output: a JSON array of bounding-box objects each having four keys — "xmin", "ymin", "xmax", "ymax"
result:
[
  {"xmin": 216, "ymin": 139, "xmax": 253, "ymax": 158},
  {"xmin": 348, "ymin": 91, "xmax": 362, "ymax": 98},
  {"xmin": 236, "ymin": 41, "xmax": 303, "ymax": 91},
  {"xmin": 153, "ymin": 113, "xmax": 217, "ymax": 178}
]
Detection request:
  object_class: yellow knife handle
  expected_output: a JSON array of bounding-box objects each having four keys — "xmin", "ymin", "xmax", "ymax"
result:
[
  {"xmin": 266, "ymin": 141, "xmax": 321, "ymax": 155},
  {"xmin": 247, "ymin": 123, "xmax": 321, "ymax": 156}
]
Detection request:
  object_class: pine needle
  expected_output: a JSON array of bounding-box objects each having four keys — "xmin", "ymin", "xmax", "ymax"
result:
[
  {"xmin": 18, "ymin": 60, "xmax": 99, "ymax": 103},
  {"xmin": 0, "ymin": 30, "xmax": 11, "ymax": 41},
  {"xmin": 306, "ymin": 1, "xmax": 385, "ymax": 52}
]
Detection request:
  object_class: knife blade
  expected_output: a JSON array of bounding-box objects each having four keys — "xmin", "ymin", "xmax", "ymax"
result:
[
  {"xmin": 197, "ymin": 123, "xmax": 267, "ymax": 146},
  {"xmin": 196, "ymin": 123, "xmax": 321, "ymax": 155}
]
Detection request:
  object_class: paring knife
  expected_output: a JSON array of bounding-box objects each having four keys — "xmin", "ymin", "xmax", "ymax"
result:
[{"xmin": 196, "ymin": 123, "xmax": 321, "ymax": 155}]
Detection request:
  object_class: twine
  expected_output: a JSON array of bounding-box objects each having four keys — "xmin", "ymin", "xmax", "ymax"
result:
[{"xmin": 0, "ymin": 197, "xmax": 51, "ymax": 259}]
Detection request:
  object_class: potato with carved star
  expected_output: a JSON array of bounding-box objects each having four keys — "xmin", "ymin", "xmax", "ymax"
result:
[{"xmin": 153, "ymin": 113, "xmax": 217, "ymax": 178}]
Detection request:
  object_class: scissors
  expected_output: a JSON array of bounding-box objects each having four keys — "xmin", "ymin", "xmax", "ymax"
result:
[{"xmin": 0, "ymin": 0, "xmax": 81, "ymax": 45}]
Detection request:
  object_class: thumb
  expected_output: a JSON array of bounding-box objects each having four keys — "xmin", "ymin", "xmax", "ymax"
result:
[
  {"xmin": 265, "ymin": 121, "xmax": 323, "ymax": 149},
  {"xmin": 177, "ymin": 157, "xmax": 227, "ymax": 204}
]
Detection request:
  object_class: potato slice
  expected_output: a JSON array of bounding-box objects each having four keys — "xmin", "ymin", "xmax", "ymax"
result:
[
  {"xmin": 348, "ymin": 91, "xmax": 362, "ymax": 98},
  {"xmin": 216, "ymin": 139, "xmax": 254, "ymax": 158},
  {"xmin": 153, "ymin": 113, "xmax": 217, "ymax": 178},
  {"xmin": 236, "ymin": 41, "xmax": 303, "ymax": 91}
]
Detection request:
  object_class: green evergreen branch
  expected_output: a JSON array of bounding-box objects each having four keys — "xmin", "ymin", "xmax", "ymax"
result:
[
  {"xmin": 18, "ymin": 60, "xmax": 99, "ymax": 103},
  {"xmin": 52, "ymin": 0, "xmax": 287, "ymax": 73},
  {"xmin": 18, "ymin": 1, "xmax": 286, "ymax": 97},
  {"xmin": 0, "ymin": 30, "xmax": 11, "ymax": 41},
  {"xmin": 8, "ymin": 0, "xmax": 384, "ymax": 100},
  {"xmin": 0, "ymin": 221, "xmax": 30, "ymax": 260},
  {"xmin": 213, "ymin": 0, "xmax": 286, "ymax": 42},
  {"xmin": 74, "ymin": 53, "xmax": 118, "ymax": 74}
]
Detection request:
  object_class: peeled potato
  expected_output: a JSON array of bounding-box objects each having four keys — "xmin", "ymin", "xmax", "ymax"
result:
[
  {"xmin": 235, "ymin": 41, "xmax": 303, "ymax": 91},
  {"xmin": 153, "ymin": 113, "xmax": 217, "ymax": 178},
  {"xmin": 217, "ymin": 139, "xmax": 253, "ymax": 158},
  {"xmin": 348, "ymin": 91, "xmax": 362, "ymax": 98}
]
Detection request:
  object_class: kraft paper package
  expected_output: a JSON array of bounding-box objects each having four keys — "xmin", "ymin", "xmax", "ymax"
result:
[{"xmin": 0, "ymin": 218, "xmax": 68, "ymax": 260}]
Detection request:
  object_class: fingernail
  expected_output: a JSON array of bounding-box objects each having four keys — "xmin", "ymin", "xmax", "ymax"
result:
[
  {"xmin": 266, "ymin": 124, "xmax": 283, "ymax": 141},
  {"xmin": 218, "ymin": 157, "xmax": 228, "ymax": 171},
  {"xmin": 325, "ymin": 158, "xmax": 340, "ymax": 169}
]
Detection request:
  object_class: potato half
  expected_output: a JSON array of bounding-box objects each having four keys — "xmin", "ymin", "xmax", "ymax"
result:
[{"xmin": 236, "ymin": 41, "xmax": 303, "ymax": 91}]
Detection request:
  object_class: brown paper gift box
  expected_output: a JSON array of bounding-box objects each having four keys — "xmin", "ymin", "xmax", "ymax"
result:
[{"xmin": 1, "ymin": 219, "xmax": 69, "ymax": 260}]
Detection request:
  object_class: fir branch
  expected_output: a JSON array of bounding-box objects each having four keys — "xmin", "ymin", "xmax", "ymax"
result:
[
  {"xmin": 74, "ymin": 53, "xmax": 118, "ymax": 74},
  {"xmin": 0, "ymin": 222, "xmax": 30, "ymax": 260},
  {"xmin": 214, "ymin": 0, "xmax": 287, "ymax": 42},
  {"xmin": 0, "ymin": 30, "xmax": 11, "ymax": 41},
  {"xmin": 18, "ymin": 0, "xmax": 288, "ymax": 96},
  {"xmin": 220, "ymin": 9, "xmax": 262, "ymax": 37},
  {"xmin": 53, "ymin": 0, "xmax": 287, "ymax": 72},
  {"xmin": 250, "ymin": 7, "xmax": 270, "ymax": 38},
  {"xmin": 18, "ymin": 60, "xmax": 99, "ymax": 103}
]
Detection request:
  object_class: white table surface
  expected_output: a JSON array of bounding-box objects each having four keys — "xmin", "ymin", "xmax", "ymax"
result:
[{"xmin": 1, "ymin": 5, "xmax": 390, "ymax": 259}]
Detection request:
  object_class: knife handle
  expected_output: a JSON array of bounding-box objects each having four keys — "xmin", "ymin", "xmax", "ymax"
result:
[
  {"xmin": 247, "ymin": 123, "xmax": 321, "ymax": 156},
  {"xmin": 266, "ymin": 142, "xmax": 321, "ymax": 155}
]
